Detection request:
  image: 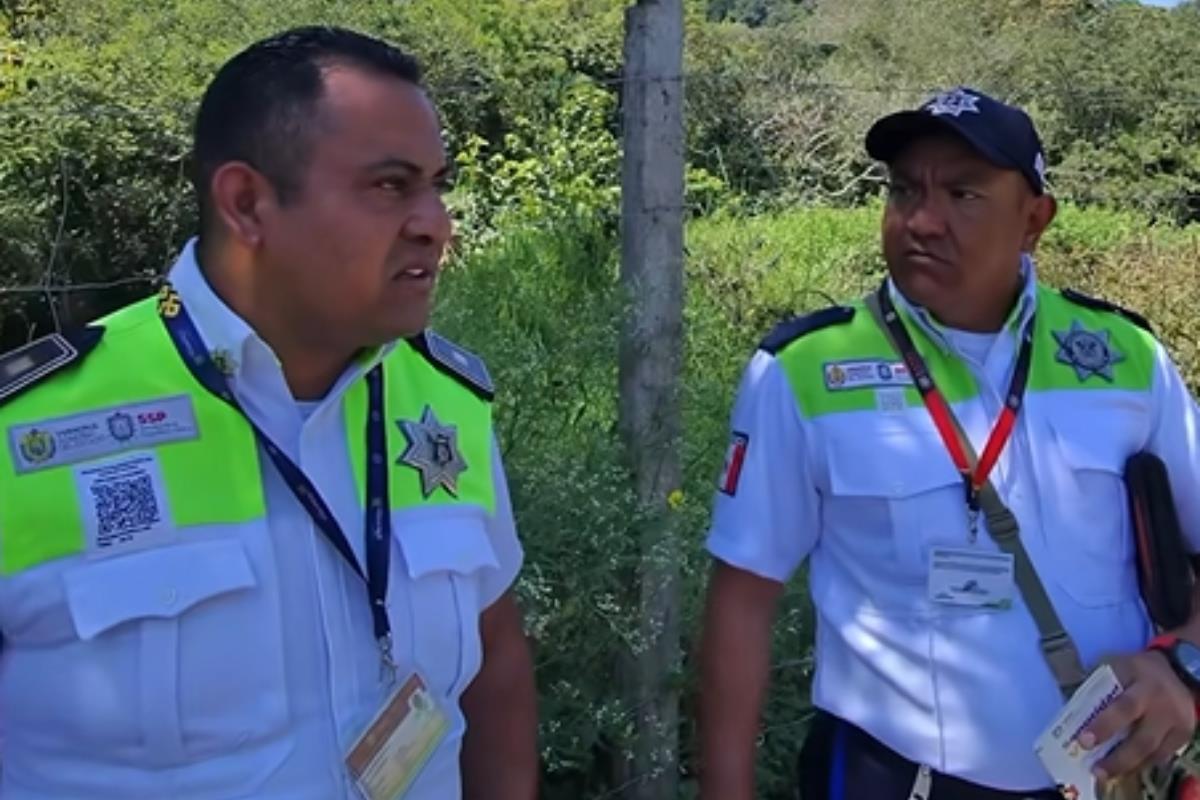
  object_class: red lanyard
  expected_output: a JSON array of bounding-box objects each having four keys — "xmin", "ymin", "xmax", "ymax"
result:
[{"xmin": 876, "ymin": 283, "xmax": 1036, "ymax": 539}]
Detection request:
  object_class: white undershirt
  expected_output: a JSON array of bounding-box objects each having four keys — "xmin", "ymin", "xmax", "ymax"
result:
[{"xmin": 941, "ymin": 327, "xmax": 998, "ymax": 366}]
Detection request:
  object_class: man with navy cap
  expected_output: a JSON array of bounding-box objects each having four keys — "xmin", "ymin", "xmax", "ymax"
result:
[{"xmin": 697, "ymin": 87, "xmax": 1200, "ymax": 799}]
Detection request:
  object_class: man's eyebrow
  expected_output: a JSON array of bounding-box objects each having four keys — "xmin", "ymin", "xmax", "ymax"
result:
[
  {"xmin": 887, "ymin": 163, "xmax": 995, "ymax": 185},
  {"xmin": 363, "ymin": 157, "xmax": 419, "ymax": 173},
  {"xmin": 940, "ymin": 165, "xmax": 994, "ymax": 184},
  {"xmin": 363, "ymin": 157, "xmax": 450, "ymax": 180}
]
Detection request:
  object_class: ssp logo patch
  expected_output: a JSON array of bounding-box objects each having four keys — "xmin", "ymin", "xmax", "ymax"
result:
[{"xmin": 718, "ymin": 432, "xmax": 750, "ymax": 496}]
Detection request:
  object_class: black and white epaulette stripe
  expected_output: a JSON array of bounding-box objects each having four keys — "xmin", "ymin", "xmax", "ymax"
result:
[
  {"xmin": 407, "ymin": 330, "xmax": 495, "ymax": 402},
  {"xmin": 0, "ymin": 327, "xmax": 105, "ymax": 407},
  {"xmin": 1061, "ymin": 288, "xmax": 1153, "ymax": 334},
  {"xmin": 758, "ymin": 306, "xmax": 856, "ymax": 355}
]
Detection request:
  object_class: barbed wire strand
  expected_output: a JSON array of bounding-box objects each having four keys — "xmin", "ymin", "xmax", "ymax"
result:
[{"xmin": 0, "ymin": 275, "xmax": 160, "ymax": 296}]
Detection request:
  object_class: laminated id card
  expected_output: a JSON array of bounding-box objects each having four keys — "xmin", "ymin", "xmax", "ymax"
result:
[
  {"xmin": 928, "ymin": 546, "xmax": 1015, "ymax": 610},
  {"xmin": 346, "ymin": 673, "xmax": 450, "ymax": 800}
]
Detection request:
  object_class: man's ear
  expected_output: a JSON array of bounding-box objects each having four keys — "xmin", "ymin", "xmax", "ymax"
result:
[
  {"xmin": 1022, "ymin": 193, "xmax": 1058, "ymax": 253},
  {"xmin": 207, "ymin": 161, "xmax": 277, "ymax": 249}
]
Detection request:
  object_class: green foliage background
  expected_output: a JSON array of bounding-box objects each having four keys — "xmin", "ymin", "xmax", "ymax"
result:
[{"xmin": 3, "ymin": 0, "xmax": 1200, "ymax": 796}]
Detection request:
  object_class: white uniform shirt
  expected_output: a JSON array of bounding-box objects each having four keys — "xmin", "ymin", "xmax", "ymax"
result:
[
  {"xmin": 0, "ymin": 239, "xmax": 523, "ymax": 799},
  {"xmin": 707, "ymin": 266, "xmax": 1200, "ymax": 790}
]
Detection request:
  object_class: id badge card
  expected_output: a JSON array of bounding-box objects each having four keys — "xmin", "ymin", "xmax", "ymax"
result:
[
  {"xmin": 346, "ymin": 673, "xmax": 450, "ymax": 800},
  {"xmin": 927, "ymin": 546, "xmax": 1015, "ymax": 610}
]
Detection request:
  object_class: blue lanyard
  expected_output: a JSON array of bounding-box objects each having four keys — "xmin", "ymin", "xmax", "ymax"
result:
[{"xmin": 157, "ymin": 288, "xmax": 396, "ymax": 678}]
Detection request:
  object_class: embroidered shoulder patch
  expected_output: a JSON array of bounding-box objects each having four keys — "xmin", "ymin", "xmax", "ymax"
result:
[
  {"xmin": 409, "ymin": 331, "xmax": 494, "ymax": 402},
  {"xmin": 823, "ymin": 359, "xmax": 914, "ymax": 391},
  {"xmin": 0, "ymin": 327, "xmax": 105, "ymax": 407},
  {"xmin": 8, "ymin": 395, "xmax": 199, "ymax": 474},
  {"xmin": 1052, "ymin": 320, "xmax": 1125, "ymax": 382}
]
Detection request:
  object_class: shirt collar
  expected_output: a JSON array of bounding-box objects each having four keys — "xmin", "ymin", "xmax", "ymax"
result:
[
  {"xmin": 167, "ymin": 238, "xmax": 260, "ymax": 379},
  {"xmin": 166, "ymin": 237, "xmax": 394, "ymax": 392},
  {"xmin": 887, "ymin": 253, "xmax": 1039, "ymax": 354}
]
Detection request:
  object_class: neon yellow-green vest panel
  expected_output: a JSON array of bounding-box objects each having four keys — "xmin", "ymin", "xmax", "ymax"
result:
[
  {"xmin": 773, "ymin": 285, "xmax": 1156, "ymax": 419},
  {"xmin": 344, "ymin": 343, "xmax": 495, "ymax": 514},
  {"xmin": 0, "ymin": 297, "xmax": 494, "ymax": 575}
]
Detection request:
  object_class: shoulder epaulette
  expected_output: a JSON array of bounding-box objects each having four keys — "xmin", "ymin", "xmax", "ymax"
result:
[
  {"xmin": 1060, "ymin": 288, "xmax": 1153, "ymax": 334},
  {"xmin": 758, "ymin": 306, "xmax": 855, "ymax": 355},
  {"xmin": 0, "ymin": 326, "xmax": 105, "ymax": 407},
  {"xmin": 408, "ymin": 330, "xmax": 495, "ymax": 402}
]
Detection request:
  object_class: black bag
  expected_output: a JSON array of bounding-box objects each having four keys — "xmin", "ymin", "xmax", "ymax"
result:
[{"xmin": 1125, "ymin": 451, "xmax": 1195, "ymax": 631}]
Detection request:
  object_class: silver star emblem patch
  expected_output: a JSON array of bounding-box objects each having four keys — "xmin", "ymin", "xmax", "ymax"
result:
[
  {"xmin": 1053, "ymin": 320, "xmax": 1125, "ymax": 382},
  {"xmin": 397, "ymin": 405, "xmax": 467, "ymax": 498},
  {"xmin": 924, "ymin": 87, "xmax": 981, "ymax": 117}
]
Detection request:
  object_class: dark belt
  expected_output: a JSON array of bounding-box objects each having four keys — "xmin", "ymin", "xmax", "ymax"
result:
[{"xmin": 797, "ymin": 710, "xmax": 1061, "ymax": 800}]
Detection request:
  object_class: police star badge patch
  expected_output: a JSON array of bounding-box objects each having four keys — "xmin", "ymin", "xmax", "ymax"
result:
[
  {"xmin": 1052, "ymin": 320, "xmax": 1125, "ymax": 382},
  {"xmin": 924, "ymin": 87, "xmax": 981, "ymax": 117},
  {"xmin": 397, "ymin": 405, "xmax": 468, "ymax": 498}
]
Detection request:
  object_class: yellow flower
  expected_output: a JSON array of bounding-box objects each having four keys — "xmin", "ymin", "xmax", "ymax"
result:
[{"xmin": 667, "ymin": 489, "xmax": 685, "ymax": 510}]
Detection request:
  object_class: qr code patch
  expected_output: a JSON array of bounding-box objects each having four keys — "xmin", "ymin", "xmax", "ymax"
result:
[{"xmin": 90, "ymin": 474, "xmax": 161, "ymax": 536}]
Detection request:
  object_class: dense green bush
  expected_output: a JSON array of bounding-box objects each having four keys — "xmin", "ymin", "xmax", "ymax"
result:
[{"xmin": 0, "ymin": 0, "xmax": 629, "ymax": 343}]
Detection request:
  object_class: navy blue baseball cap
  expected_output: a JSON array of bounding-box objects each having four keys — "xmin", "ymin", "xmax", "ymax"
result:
[{"xmin": 865, "ymin": 86, "xmax": 1048, "ymax": 195}]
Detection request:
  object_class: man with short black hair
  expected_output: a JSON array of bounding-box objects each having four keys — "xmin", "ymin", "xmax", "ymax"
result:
[
  {"xmin": 698, "ymin": 87, "xmax": 1200, "ymax": 799},
  {"xmin": 0, "ymin": 26, "xmax": 537, "ymax": 799},
  {"xmin": 191, "ymin": 25, "xmax": 425, "ymax": 237}
]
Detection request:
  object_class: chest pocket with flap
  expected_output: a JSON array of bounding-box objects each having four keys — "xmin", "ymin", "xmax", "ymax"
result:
[
  {"xmin": 823, "ymin": 415, "xmax": 967, "ymax": 590},
  {"xmin": 390, "ymin": 506, "xmax": 500, "ymax": 696}
]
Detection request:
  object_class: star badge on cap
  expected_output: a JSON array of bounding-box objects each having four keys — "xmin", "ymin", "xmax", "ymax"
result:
[
  {"xmin": 1053, "ymin": 321, "xmax": 1125, "ymax": 382},
  {"xmin": 397, "ymin": 405, "xmax": 467, "ymax": 498},
  {"xmin": 924, "ymin": 87, "xmax": 981, "ymax": 117}
]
